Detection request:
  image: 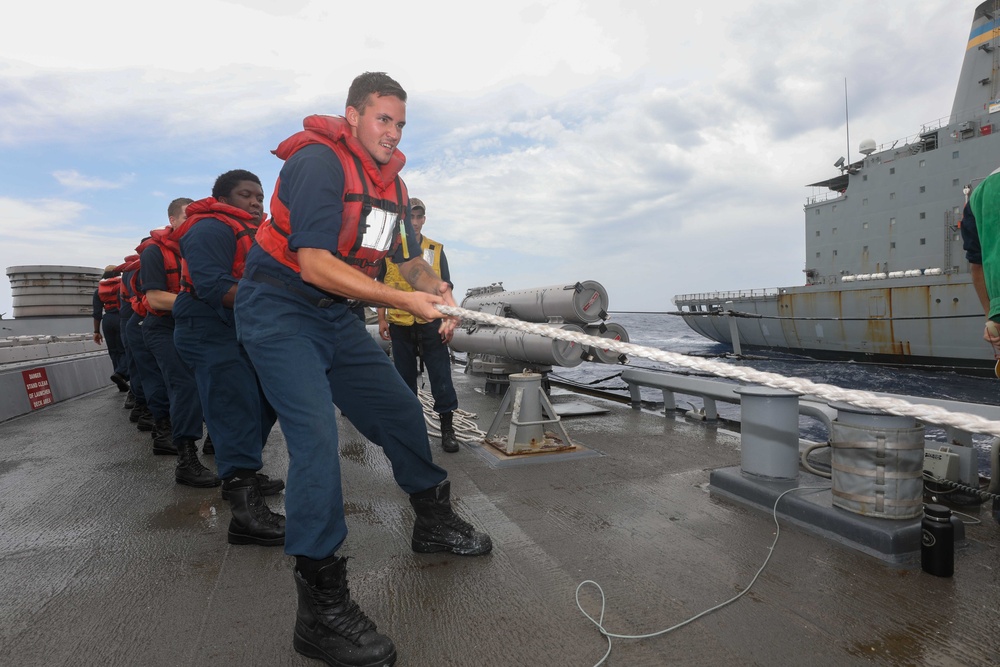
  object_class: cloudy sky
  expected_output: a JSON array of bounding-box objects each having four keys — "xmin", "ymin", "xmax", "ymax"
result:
[{"xmin": 0, "ymin": 0, "xmax": 977, "ymax": 316}]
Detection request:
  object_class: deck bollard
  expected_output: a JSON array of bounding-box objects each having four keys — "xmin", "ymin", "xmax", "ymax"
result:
[
  {"xmin": 735, "ymin": 385, "xmax": 801, "ymax": 480},
  {"xmin": 829, "ymin": 402, "xmax": 924, "ymax": 519}
]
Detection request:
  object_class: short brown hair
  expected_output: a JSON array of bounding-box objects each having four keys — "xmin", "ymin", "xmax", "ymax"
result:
[
  {"xmin": 167, "ymin": 197, "xmax": 194, "ymax": 219},
  {"xmin": 346, "ymin": 72, "xmax": 407, "ymax": 114}
]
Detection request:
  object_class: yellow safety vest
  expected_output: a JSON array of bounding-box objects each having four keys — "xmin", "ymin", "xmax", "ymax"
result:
[{"xmin": 383, "ymin": 235, "xmax": 444, "ymax": 326}]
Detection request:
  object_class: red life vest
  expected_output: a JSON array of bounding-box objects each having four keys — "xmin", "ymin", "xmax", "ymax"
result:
[
  {"xmin": 115, "ymin": 254, "xmax": 138, "ymax": 273},
  {"xmin": 116, "ymin": 254, "xmax": 139, "ymax": 309},
  {"xmin": 125, "ymin": 242, "xmax": 156, "ymax": 317},
  {"xmin": 255, "ymin": 114, "xmax": 412, "ymax": 279},
  {"xmin": 120, "ymin": 249, "xmax": 146, "ymax": 317},
  {"xmin": 171, "ymin": 197, "xmax": 262, "ymax": 295},
  {"xmin": 140, "ymin": 227, "xmax": 181, "ymax": 316},
  {"xmin": 97, "ymin": 277, "xmax": 121, "ymax": 312}
]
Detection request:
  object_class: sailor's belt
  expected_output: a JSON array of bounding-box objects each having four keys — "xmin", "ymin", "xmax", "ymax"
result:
[{"xmin": 250, "ymin": 271, "xmax": 358, "ymax": 309}]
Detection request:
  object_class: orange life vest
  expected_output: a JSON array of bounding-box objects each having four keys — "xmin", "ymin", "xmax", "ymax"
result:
[
  {"xmin": 115, "ymin": 254, "xmax": 138, "ymax": 274},
  {"xmin": 97, "ymin": 277, "xmax": 121, "ymax": 312},
  {"xmin": 116, "ymin": 254, "xmax": 140, "ymax": 312},
  {"xmin": 121, "ymin": 248, "xmax": 147, "ymax": 317},
  {"xmin": 254, "ymin": 114, "xmax": 412, "ymax": 279},
  {"xmin": 171, "ymin": 197, "xmax": 262, "ymax": 295},
  {"xmin": 137, "ymin": 229, "xmax": 180, "ymax": 317}
]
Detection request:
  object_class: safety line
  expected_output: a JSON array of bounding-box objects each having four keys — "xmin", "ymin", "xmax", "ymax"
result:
[{"xmin": 437, "ymin": 304, "xmax": 1000, "ymax": 438}]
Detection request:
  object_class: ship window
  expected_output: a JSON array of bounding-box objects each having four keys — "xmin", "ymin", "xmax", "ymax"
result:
[
  {"xmin": 831, "ymin": 205, "xmax": 837, "ymax": 212},
  {"xmin": 891, "ymin": 242, "xmax": 896, "ymax": 249},
  {"xmin": 890, "ymin": 167, "xmax": 896, "ymax": 174},
  {"xmin": 815, "ymin": 209, "xmax": 820, "ymax": 216},
  {"xmin": 890, "ymin": 217, "xmax": 896, "ymax": 225},
  {"xmin": 863, "ymin": 175, "xmax": 868, "ymax": 181},
  {"xmin": 833, "ymin": 250, "xmax": 838, "ymax": 256},
  {"xmin": 953, "ymin": 151, "xmax": 959, "ymax": 159},
  {"xmin": 953, "ymin": 178, "xmax": 960, "ymax": 186},
  {"xmin": 863, "ymin": 245, "xmax": 869, "ymax": 253},
  {"xmin": 863, "ymin": 222, "xmax": 869, "ymax": 229},
  {"xmin": 816, "ymin": 252, "xmax": 821, "ymax": 258},
  {"xmin": 832, "ymin": 227, "xmax": 838, "ymax": 234},
  {"xmin": 863, "ymin": 198, "xmax": 868, "ymax": 205},
  {"xmin": 954, "ymin": 233, "xmax": 961, "ymax": 241},
  {"xmin": 890, "ymin": 192, "xmax": 896, "ymax": 200},
  {"xmin": 919, "ymin": 186, "xmax": 926, "ymax": 193},
  {"xmin": 954, "ymin": 206, "xmax": 961, "ymax": 215},
  {"xmin": 920, "ymin": 238, "xmax": 926, "ymax": 245},
  {"xmin": 919, "ymin": 212, "xmax": 926, "ymax": 219},
  {"xmin": 919, "ymin": 160, "xmax": 926, "ymax": 167},
  {"xmin": 815, "ymin": 230, "xmax": 820, "ymax": 237}
]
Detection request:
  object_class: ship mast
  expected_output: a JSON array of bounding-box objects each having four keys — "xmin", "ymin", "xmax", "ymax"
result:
[{"xmin": 844, "ymin": 78, "xmax": 851, "ymax": 165}]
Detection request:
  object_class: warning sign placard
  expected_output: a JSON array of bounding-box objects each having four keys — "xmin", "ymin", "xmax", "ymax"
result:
[{"xmin": 22, "ymin": 368, "xmax": 53, "ymax": 410}]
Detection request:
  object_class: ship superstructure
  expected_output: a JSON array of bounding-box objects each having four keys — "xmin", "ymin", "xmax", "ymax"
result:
[{"xmin": 673, "ymin": 1, "xmax": 1000, "ymax": 371}]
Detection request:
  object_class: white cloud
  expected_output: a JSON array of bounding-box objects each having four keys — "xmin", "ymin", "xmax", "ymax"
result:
[
  {"xmin": 53, "ymin": 170, "xmax": 133, "ymax": 190},
  {"xmin": 0, "ymin": 197, "xmax": 138, "ymax": 316},
  {"xmin": 0, "ymin": 0, "xmax": 979, "ymax": 312}
]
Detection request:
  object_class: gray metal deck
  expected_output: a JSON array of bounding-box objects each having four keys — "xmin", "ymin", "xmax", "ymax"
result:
[{"xmin": 2, "ymin": 367, "xmax": 999, "ymax": 666}]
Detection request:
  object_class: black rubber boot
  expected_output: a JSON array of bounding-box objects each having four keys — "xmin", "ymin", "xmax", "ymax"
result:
[
  {"xmin": 134, "ymin": 406, "xmax": 155, "ymax": 431},
  {"xmin": 110, "ymin": 373, "xmax": 130, "ymax": 392},
  {"xmin": 221, "ymin": 472, "xmax": 285, "ymax": 500},
  {"xmin": 293, "ymin": 557, "xmax": 396, "ymax": 667},
  {"xmin": 224, "ymin": 476, "xmax": 285, "ymax": 546},
  {"xmin": 152, "ymin": 418, "xmax": 176, "ymax": 455},
  {"xmin": 439, "ymin": 411, "xmax": 459, "ymax": 453},
  {"xmin": 175, "ymin": 439, "xmax": 220, "ymax": 488},
  {"xmin": 410, "ymin": 480, "xmax": 492, "ymax": 556},
  {"xmin": 123, "ymin": 391, "xmax": 136, "ymax": 410},
  {"xmin": 129, "ymin": 402, "xmax": 146, "ymax": 423}
]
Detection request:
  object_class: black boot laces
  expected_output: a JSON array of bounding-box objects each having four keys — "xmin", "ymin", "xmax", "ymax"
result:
[
  {"xmin": 181, "ymin": 445, "xmax": 210, "ymax": 473},
  {"xmin": 313, "ymin": 588, "xmax": 377, "ymax": 643},
  {"xmin": 434, "ymin": 507, "xmax": 477, "ymax": 536},
  {"xmin": 248, "ymin": 491, "xmax": 282, "ymax": 527}
]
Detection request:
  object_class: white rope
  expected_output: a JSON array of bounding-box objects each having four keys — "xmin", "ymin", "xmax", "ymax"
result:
[
  {"xmin": 417, "ymin": 388, "xmax": 486, "ymax": 443},
  {"xmin": 437, "ymin": 304, "xmax": 1000, "ymax": 438}
]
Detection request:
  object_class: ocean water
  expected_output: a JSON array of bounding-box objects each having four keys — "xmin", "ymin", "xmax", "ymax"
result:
[
  {"xmin": 546, "ymin": 311, "xmax": 998, "ymax": 474},
  {"xmin": 553, "ymin": 312, "xmax": 999, "ymax": 403}
]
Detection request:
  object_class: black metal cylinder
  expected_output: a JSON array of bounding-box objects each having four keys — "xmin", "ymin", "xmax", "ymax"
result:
[{"xmin": 920, "ymin": 504, "xmax": 954, "ymax": 577}]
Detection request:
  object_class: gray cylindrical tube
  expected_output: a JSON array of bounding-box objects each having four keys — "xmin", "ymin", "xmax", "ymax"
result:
[
  {"xmin": 584, "ymin": 322, "xmax": 629, "ymax": 364},
  {"xmin": 451, "ymin": 324, "xmax": 585, "ymax": 367},
  {"xmin": 461, "ymin": 281, "xmax": 609, "ymax": 324},
  {"xmin": 736, "ymin": 385, "xmax": 802, "ymax": 480},
  {"xmin": 828, "ymin": 402, "xmax": 925, "ymax": 519}
]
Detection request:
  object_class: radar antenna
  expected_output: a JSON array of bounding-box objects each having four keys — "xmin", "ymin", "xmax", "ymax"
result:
[{"xmin": 844, "ymin": 78, "xmax": 851, "ymax": 166}]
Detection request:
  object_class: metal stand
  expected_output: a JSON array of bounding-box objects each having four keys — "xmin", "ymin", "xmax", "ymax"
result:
[{"xmin": 484, "ymin": 372, "xmax": 574, "ymax": 455}]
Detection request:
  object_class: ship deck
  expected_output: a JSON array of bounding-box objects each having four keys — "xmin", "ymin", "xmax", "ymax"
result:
[{"xmin": 2, "ymin": 366, "xmax": 999, "ymax": 666}]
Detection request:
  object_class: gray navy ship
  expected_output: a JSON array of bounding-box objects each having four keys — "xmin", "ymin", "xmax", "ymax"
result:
[{"xmin": 673, "ymin": 1, "xmax": 1000, "ymax": 373}]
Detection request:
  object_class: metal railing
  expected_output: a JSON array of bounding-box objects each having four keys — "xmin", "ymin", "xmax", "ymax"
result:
[
  {"xmin": 672, "ymin": 288, "xmax": 780, "ymax": 305},
  {"xmin": 621, "ymin": 368, "xmax": 998, "ymax": 485}
]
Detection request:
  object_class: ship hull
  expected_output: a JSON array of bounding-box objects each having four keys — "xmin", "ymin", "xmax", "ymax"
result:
[{"xmin": 674, "ymin": 274, "xmax": 996, "ymax": 373}]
